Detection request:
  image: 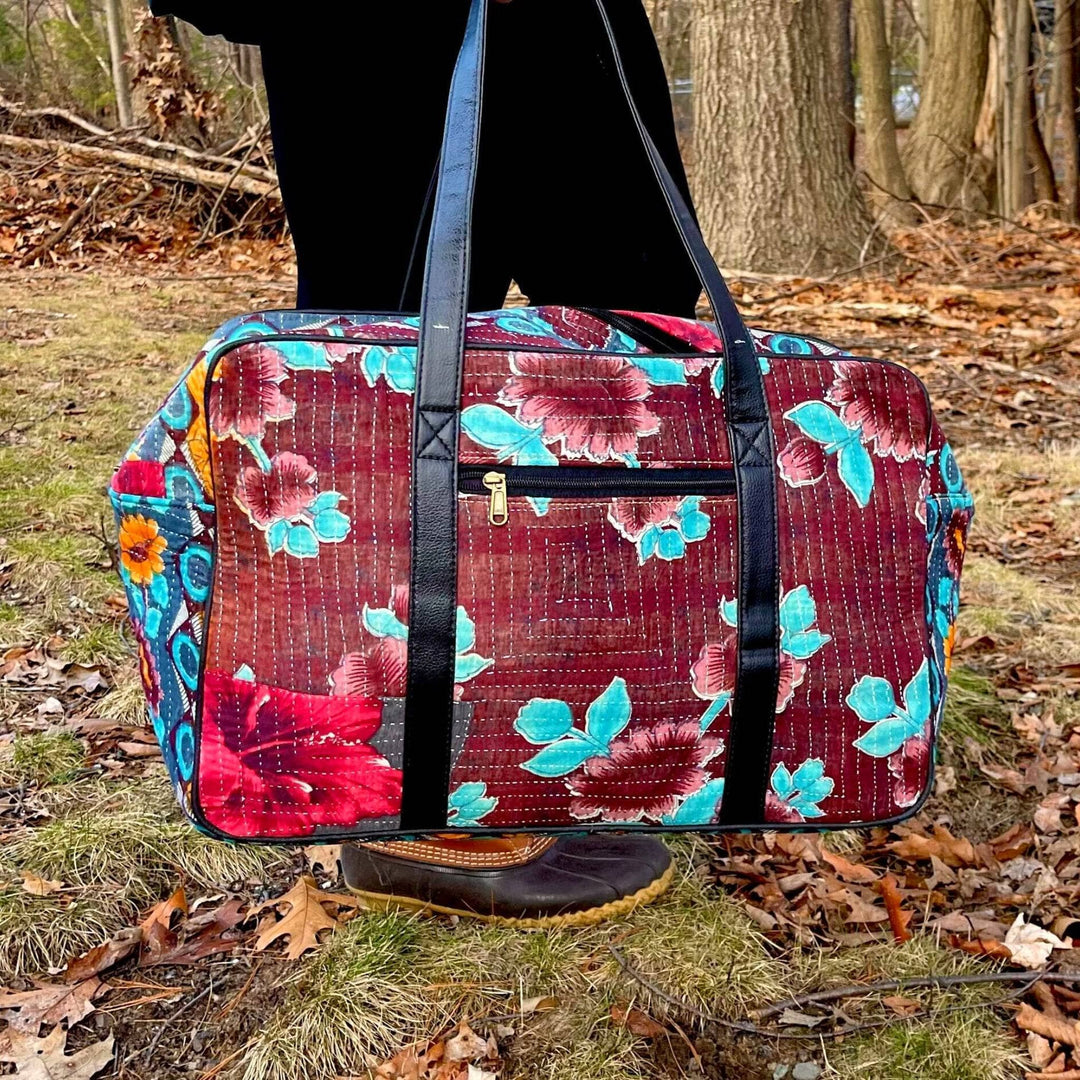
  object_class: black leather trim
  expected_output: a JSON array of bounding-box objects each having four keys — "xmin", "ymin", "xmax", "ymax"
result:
[
  {"xmin": 400, "ymin": 0, "xmax": 780, "ymax": 833},
  {"xmin": 400, "ymin": 0, "xmax": 489, "ymax": 831},
  {"xmin": 586, "ymin": 0, "xmax": 780, "ymax": 825}
]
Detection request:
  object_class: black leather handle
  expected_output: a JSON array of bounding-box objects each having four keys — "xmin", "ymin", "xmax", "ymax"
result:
[{"xmin": 401, "ymin": 0, "xmax": 780, "ymax": 831}]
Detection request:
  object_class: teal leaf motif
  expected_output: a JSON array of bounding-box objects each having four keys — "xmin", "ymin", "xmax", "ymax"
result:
[
  {"xmin": 661, "ymin": 778, "xmax": 726, "ymax": 826},
  {"xmin": 279, "ymin": 340, "xmax": 335, "ymax": 372},
  {"xmin": 454, "ymin": 651, "xmax": 494, "ymax": 684},
  {"xmin": 514, "ymin": 699, "xmax": 575, "ymax": 745},
  {"xmin": 902, "ymin": 659, "xmax": 931, "ymax": 727},
  {"xmin": 771, "ymin": 758, "xmax": 834, "ymax": 818},
  {"xmin": 853, "ymin": 717, "xmax": 921, "ymax": 758},
  {"xmin": 309, "ymin": 491, "xmax": 342, "ymax": 515},
  {"xmin": 361, "ymin": 346, "xmax": 417, "ymax": 393},
  {"xmin": 846, "ymin": 675, "xmax": 897, "ymax": 723},
  {"xmin": 848, "ymin": 665, "xmax": 928, "ymax": 759},
  {"xmin": 362, "ymin": 604, "xmax": 409, "ymax": 641},
  {"xmin": 656, "ymin": 529, "xmax": 686, "ymax": 561},
  {"xmin": 585, "ymin": 677, "xmax": 632, "ymax": 746},
  {"xmin": 520, "ymin": 738, "xmax": 597, "ymax": 778},
  {"xmin": 639, "ymin": 527, "xmax": 661, "ymax": 562},
  {"xmin": 312, "ymin": 507, "xmax": 350, "ymax": 543},
  {"xmin": 779, "ymin": 585, "xmax": 816, "ymax": 635},
  {"xmin": 720, "ymin": 596, "xmax": 739, "ymax": 627},
  {"xmin": 784, "ymin": 401, "xmax": 856, "ymax": 448},
  {"xmin": 284, "ymin": 524, "xmax": 319, "ymax": 558},
  {"xmin": 455, "ymin": 607, "xmax": 476, "ymax": 655},
  {"xmin": 699, "ymin": 693, "xmax": 731, "ymax": 731},
  {"xmin": 267, "ymin": 520, "xmax": 288, "ymax": 554},
  {"xmin": 836, "ymin": 440, "xmax": 875, "ymax": 507},
  {"xmin": 447, "ymin": 782, "xmax": 498, "ymax": 825},
  {"xmin": 460, "ymin": 405, "xmax": 558, "ymax": 472},
  {"xmin": 783, "ymin": 629, "xmax": 832, "ymax": 661},
  {"xmin": 628, "ymin": 356, "xmax": 688, "ymax": 386}
]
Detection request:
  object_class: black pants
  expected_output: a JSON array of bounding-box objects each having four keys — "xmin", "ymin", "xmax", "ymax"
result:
[{"xmin": 259, "ymin": 0, "xmax": 700, "ymax": 317}]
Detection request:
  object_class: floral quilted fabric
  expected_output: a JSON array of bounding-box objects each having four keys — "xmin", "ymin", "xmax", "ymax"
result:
[{"xmin": 110, "ymin": 305, "xmax": 972, "ymax": 841}]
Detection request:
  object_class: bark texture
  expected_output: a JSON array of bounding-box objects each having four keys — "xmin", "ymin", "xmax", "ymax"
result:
[
  {"xmin": 104, "ymin": 0, "xmax": 133, "ymax": 129},
  {"xmin": 902, "ymin": 0, "xmax": 990, "ymax": 208},
  {"xmin": 853, "ymin": 0, "xmax": 916, "ymax": 223},
  {"xmin": 1056, "ymin": 0, "xmax": 1079, "ymax": 220},
  {"xmin": 690, "ymin": 0, "xmax": 876, "ymax": 274}
]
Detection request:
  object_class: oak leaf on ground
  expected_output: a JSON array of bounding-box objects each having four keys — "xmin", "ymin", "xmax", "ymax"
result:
[
  {"xmin": 0, "ymin": 979, "xmax": 104, "ymax": 1033},
  {"xmin": 250, "ymin": 875, "xmax": 361, "ymax": 960},
  {"xmin": 0, "ymin": 1025, "xmax": 114, "ymax": 1079}
]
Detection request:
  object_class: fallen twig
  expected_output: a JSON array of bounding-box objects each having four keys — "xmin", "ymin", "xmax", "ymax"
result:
[
  {"xmin": 19, "ymin": 179, "xmax": 104, "ymax": 266},
  {"xmin": 0, "ymin": 133, "xmax": 279, "ymax": 200}
]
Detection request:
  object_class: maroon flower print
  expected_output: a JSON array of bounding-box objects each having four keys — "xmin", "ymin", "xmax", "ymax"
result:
[
  {"xmin": 330, "ymin": 638, "xmax": 408, "ymax": 700},
  {"xmin": 210, "ymin": 342, "xmax": 295, "ymax": 440},
  {"xmin": 765, "ymin": 790, "xmax": 806, "ymax": 824},
  {"xmin": 111, "ymin": 459, "xmax": 166, "ymax": 499},
  {"xmin": 567, "ymin": 720, "xmax": 721, "ymax": 823},
  {"xmin": 888, "ymin": 731, "xmax": 931, "ymax": 809},
  {"xmin": 199, "ymin": 670, "xmax": 402, "ymax": 838},
  {"xmin": 827, "ymin": 361, "xmax": 921, "ymax": 461},
  {"xmin": 236, "ymin": 452, "xmax": 317, "ymax": 528},
  {"xmin": 607, "ymin": 495, "xmax": 683, "ymax": 544},
  {"xmin": 778, "ymin": 435, "xmax": 827, "ymax": 488},
  {"xmin": 499, "ymin": 354, "xmax": 661, "ymax": 462},
  {"xmin": 537, "ymin": 306, "xmax": 614, "ymax": 350},
  {"xmin": 693, "ymin": 636, "xmax": 806, "ymax": 714}
]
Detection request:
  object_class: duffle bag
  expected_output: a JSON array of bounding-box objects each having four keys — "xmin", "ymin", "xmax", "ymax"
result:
[{"xmin": 109, "ymin": 0, "xmax": 973, "ymax": 843}]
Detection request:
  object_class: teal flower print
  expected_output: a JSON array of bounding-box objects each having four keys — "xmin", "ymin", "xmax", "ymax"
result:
[
  {"xmin": 848, "ymin": 659, "xmax": 931, "ymax": 758},
  {"xmin": 447, "ymin": 782, "xmax": 498, "ymax": 826},
  {"xmin": 781, "ymin": 401, "xmax": 875, "ymax": 508},
  {"xmin": 514, "ymin": 677, "xmax": 632, "ymax": 777},
  {"xmin": 768, "ymin": 758, "xmax": 834, "ymax": 820}
]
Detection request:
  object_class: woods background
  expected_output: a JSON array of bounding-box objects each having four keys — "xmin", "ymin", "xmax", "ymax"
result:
[{"xmin": 1, "ymin": 0, "xmax": 1079, "ymax": 273}]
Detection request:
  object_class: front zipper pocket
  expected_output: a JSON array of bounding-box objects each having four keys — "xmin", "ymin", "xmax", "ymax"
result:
[{"xmin": 458, "ymin": 465, "xmax": 736, "ymax": 527}]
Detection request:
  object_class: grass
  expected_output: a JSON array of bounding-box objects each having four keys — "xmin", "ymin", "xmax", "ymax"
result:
[
  {"xmin": 941, "ymin": 665, "xmax": 1010, "ymax": 751},
  {"xmin": 0, "ymin": 731, "xmax": 85, "ymax": 787}
]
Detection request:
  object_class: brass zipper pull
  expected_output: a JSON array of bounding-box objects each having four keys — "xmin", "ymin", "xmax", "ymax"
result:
[{"xmin": 482, "ymin": 471, "xmax": 509, "ymax": 526}]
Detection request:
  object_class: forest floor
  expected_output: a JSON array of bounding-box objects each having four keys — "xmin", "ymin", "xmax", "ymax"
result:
[{"xmin": 0, "ymin": 216, "xmax": 1079, "ymax": 1080}]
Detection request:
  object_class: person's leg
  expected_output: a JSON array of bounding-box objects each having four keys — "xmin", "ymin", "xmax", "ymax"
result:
[
  {"xmin": 258, "ymin": 5, "xmax": 674, "ymax": 926},
  {"xmin": 479, "ymin": 0, "xmax": 702, "ymax": 317}
]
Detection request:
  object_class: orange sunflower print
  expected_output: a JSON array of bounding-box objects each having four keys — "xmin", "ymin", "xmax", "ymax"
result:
[{"xmin": 120, "ymin": 514, "xmax": 168, "ymax": 585}]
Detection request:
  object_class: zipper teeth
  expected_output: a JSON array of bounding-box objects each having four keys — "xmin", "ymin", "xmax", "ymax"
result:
[{"xmin": 458, "ymin": 466, "xmax": 735, "ymax": 497}]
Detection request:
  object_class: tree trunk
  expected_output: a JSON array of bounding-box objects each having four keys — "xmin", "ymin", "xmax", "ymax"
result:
[
  {"xmin": 902, "ymin": 0, "xmax": 990, "ymax": 209},
  {"xmin": 1027, "ymin": 68, "xmax": 1058, "ymax": 205},
  {"xmin": 853, "ymin": 0, "xmax": 916, "ymax": 223},
  {"xmin": 915, "ymin": 0, "xmax": 931, "ymax": 88},
  {"xmin": 1002, "ymin": 0, "xmax": 1034, "ymax": 214},
  {"xmin": 827, "ymin": 0, "xmax": 857, "ymax": 162},
  {"xmin": 103, "ymin": 0, "xmax": 133, "ymax": 129},
  {"xmin": 690, "ymin": 0, "xmax": 878, "ymax": 274},
  {"xmin": 1057, "ymin": 0, "xmax": 1079, "ymax": 219}
]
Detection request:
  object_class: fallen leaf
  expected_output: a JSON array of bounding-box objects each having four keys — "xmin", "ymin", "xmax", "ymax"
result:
[
  {"xmin": 143, "ymin": 899, "xmax": 249, "ymax": 966},
  {"xmin": 21, "ymin": 874, "xmax": 62, "ymax": 897},
  {"xmin": 250, "ymin": 876, "xmax": 360, "ymax": 960},
  {"xmin": 778, "ymin": 1008, "xmax": 826, "ymax": 1028},
  {"xmin": 878, "ymin": 874, "xmax": 913, "ymax": 943},
  {"xmin": 889, "ymin": 825, "xmax": 978, "ymax": 866},
  {"xmin": 0, "ymin": 1025, "xmax": 114, "ymax": 1078},
  {"xmin": 63, "ymin": 927, "xmax": 141, "ymax": 983},
  {"xmin": 1017, "ymin": 1001, "xmax": 1080, "ymax": 1047},
  {"xmin": 304, "ymin": 845, "xmax": 342, "ymax": 877},
  {"xmin": 882, "ymin": 995, "xmax": 921, "ymax": 1017},
  {"xmin": 117, "ymin": 741, "xmax": 160, "ymax": 758},
  {"xmin": 0, "ymin": 979, "xmax": 104, "ymax": 1033},
  {"xmin": 1004, "ymin": 914, "xmax": 1072, "ymax": 969},
  {"xmin": 519, "ymin": 995, "xmax": 559, "ymax": 1015},
  {"xmin": 834, "ymin": 889, "xmax": 889, "ymax": 924},
  {"xmin": 1026, "ymin": 1030, "xmax": 1054, "ymax": 1069},
  {"xmin": 445, "ymin": 1023, "xmax": 489, "ymax": 1063},
  {"xmin": 611, "ymin": 1003, "xmax": 667, "ymax": 1038}
]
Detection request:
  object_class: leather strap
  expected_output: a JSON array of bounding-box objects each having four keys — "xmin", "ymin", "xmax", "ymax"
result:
[
  {"xmin": 401, "ymin": 0, "xmax": 780, "ymax": 831},
  {"xmin": 400, "ymin": 0, "xmax": 489, "ymax": 831}
]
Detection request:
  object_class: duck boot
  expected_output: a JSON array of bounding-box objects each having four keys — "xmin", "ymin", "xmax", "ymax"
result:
[{"xmin": 341, "ymin": 834, "xmax": 674, "ymax": 929}]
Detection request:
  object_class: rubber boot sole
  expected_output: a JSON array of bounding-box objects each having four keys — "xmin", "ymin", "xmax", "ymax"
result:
[{"xmin": 348, "ymin": 860, "xmax": 675, "ymax": 929}]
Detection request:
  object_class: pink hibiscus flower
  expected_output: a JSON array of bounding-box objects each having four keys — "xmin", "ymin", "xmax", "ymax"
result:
[
  {"xmin": 330, "ymin": 638, "xmax": 408, "ymax": 699},
  {"xmin": 199, "ymin": 670, "xmax": 401, "ymax": 838},
  {"xmin": 778, "ymin": 435, "xmax": 827, "ymax": 488},
  {"xmin": 827, "ymin": 361, "xmax": 921, "ymax": 461},
  {"xmin": 210, "ymin": 343, "xmax": 295, "ymax": 440},
  {"xmin": 607, "ymin": 495, "xmax": 683, "ymax": 543},
  {"xmin": 499, "ymin": 354, "xmax": 661, "ymax": 462},
  {"xmin": 568, "ymin": 720, "xmax": 721, "ymax": 823},
  {"xmin": 235, "ymin": 452, "xmax": 317, "ymax": 528},
  {"xmin": 889, "ymin": 732, "xmax": 931, "ymax": 810},
  {"xmin": 111, "ymin": 459, "xmax": 166, "ymax": 499},
  {"xmin": 536, "ymin": 306, "xmax": 614, "ymax": 350}
]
